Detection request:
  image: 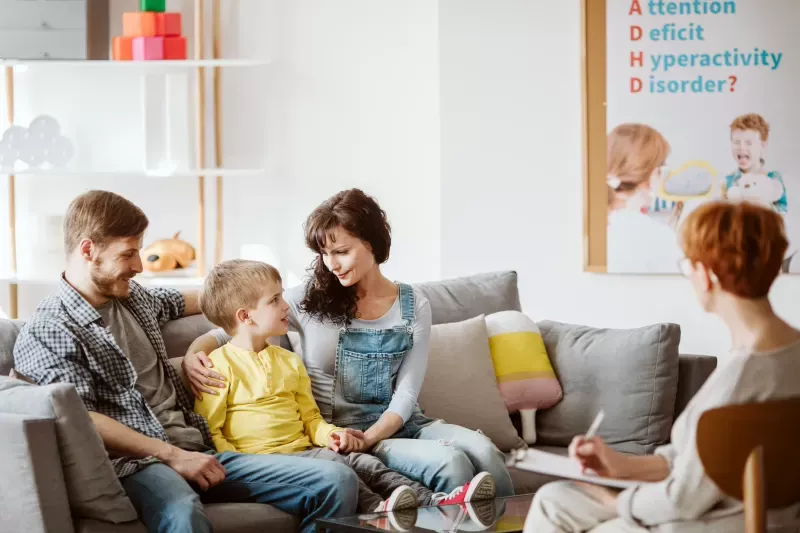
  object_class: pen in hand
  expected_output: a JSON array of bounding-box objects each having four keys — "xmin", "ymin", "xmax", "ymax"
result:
[
  {"xmin": 574, "ymin": 410, "xmax": 605, "ymax": 475},
  {"xmin": 585, "ymin": 410, "xmax": 605, "ymax": 439}
]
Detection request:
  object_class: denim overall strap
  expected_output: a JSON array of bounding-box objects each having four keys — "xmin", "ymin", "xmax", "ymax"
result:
[
  {"xmin": 330, "ymin": 283, "xmax": 416, "ymax": 429},
  {"xmin": 398, "ymin": 282, "xmax": 415, "ymax": 325}
]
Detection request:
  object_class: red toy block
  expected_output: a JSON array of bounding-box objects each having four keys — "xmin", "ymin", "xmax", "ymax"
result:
[
  {"xmin": 163, "ymin": 37, "xmax": 187, "ymax": 60},
  {"xmin": 155, "ymin": 13, "xmax": 182, "ymax": 37},
  {"xmin": 112, "ymin": 37, "xmax": 133, "ymax": 60},
  {"xmin": 132, "ymin": 37, "xmax": 164, "ymax": 60},
  {"xmin": 123, "ymin": 12, "xmax": 156, "ymax": 37}
]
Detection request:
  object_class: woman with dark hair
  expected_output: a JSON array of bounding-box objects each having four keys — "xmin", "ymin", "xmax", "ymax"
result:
[{"xmin": 183, "ymin": 188, "xmax": 514, "ymax": 503}]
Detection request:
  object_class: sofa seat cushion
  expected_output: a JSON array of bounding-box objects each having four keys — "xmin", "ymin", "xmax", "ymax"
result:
[
  {"xmin": 77, "ymin": 503, "xmax": 300, "ymax": 533},
  {"xmin": 535, "ymin": 321, "xmax": 681, "ymax": 455},
  {"xmin": 507, "ymin": 445, "xmax": 569, "ymax": 495}
]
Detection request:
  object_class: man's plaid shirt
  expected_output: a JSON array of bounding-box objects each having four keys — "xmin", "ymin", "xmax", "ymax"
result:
[{"xmin": 13, "ymin": 276, "xmax": 212, "ymax": 478}]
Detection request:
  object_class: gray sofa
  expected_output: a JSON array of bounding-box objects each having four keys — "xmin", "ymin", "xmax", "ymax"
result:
[{"xmin": 0, "ymin": 271, "xmax": 717, "ymax": 533}]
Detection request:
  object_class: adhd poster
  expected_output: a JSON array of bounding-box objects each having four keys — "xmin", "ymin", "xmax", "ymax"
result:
[{"xmin": 604, "ymin": 0, "xmax": 800, "ymax": 274}]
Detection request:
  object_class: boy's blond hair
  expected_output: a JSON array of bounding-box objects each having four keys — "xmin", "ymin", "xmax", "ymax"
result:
[
  {"xmin": 730, "ymin": 113, "xmax": 769, "ymax": 141},
  {"xmin": 200, "ymin": 259, "xmax": 282, "ymax": 335}
]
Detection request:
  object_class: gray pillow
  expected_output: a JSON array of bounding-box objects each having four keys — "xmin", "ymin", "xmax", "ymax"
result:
[
  {"xmin": 0, "ymin": 376, "xmax": 138, "ymax": 523},
  {"xmin": 417, "ymin": 315, "xmax": 525, "ymax": 452},
  {"xmin": 534, "ymin": 321, "xmax": 680, "ymax": 455}
]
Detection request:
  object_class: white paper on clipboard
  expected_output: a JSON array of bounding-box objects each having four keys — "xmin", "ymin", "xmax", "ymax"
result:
[{"xmin": 511, "ymin": 448, "xmax": 653, "ymax": 490}]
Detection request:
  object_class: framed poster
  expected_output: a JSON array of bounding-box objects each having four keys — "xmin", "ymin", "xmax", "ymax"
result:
[{"xmin": 582, "ymin": 0, "xmax": 800, "ymax": 274}]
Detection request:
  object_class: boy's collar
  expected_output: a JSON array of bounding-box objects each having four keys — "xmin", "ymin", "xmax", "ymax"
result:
[{"xmin": 227, "ymin": 339, "xmax": 271, "ymax": 354}]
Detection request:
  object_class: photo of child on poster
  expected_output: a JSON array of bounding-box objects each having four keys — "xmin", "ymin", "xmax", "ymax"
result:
[{"xmin": 604, "ymin": 0, "xmax": 799, "ymax": 274}]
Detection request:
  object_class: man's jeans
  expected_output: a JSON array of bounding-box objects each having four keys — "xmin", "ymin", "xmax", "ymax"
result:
[
  {"xmin": 121, "ymin": 451, "xmax": 359, "ymax": 533},
  {"xmin": 371, "ymin": 419, "xmax": 515, "ymax": 498}
]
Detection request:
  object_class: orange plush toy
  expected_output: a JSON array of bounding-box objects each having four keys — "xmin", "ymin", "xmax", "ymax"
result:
[{"xmin": 141, "ymin": 231, "xmax": 195, "ymax": 273}]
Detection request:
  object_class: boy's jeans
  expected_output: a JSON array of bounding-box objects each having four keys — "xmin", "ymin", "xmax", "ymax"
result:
[
  {"xmin": 293, "ymin": 448, "xmax": 437, "ymax": 512},
  {"xmin": 372, "ymin": 419, "xmax": 515, "ymax": 498},
  {"xmin": 121, "ymin": 450, "xmax": 358, "ymax": 533}
]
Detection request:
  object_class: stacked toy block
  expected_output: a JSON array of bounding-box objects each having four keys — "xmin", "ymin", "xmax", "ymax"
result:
[{"xmin": 113, "ymin": 0, "xmax": 187, "ymax": 61}]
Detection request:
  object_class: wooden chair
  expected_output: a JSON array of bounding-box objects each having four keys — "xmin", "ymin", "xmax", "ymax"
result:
[{"xmin": 697, "ymin": 397, "xmax": 800, "ymax": 533}]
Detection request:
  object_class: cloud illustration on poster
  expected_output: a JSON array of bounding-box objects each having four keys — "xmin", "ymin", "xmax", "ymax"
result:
[{"xmin": 0, "ymin": 115, "xmax": 74, "ymax": 170}]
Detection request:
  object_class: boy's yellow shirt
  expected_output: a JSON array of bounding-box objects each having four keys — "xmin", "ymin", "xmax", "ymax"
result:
[{"xmin": 194, "ymin": 342, "xmax": 342, "ymax": 455}]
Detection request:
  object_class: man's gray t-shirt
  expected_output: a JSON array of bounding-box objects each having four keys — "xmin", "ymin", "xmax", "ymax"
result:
[{"xmin": 97, "ymin": 299, "xmax": 207, "ymax": 451}]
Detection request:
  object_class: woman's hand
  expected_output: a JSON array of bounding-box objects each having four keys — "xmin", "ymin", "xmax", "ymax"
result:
[
  {"xmin": 182, "ymin": 351, "xmax": 226, "ymax": 399},
  {"xmin": 328, "ymin": 429, "xmax": 368, "ymax": 453},
  {"xmin": 568, "ymin": 435, "xmax": 627, "ymax": 478}
]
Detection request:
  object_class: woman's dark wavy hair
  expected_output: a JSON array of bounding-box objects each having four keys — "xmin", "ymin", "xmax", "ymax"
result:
[{"xmin": 300, "ymin": 188, "xmax": 391, "ymax": 326}]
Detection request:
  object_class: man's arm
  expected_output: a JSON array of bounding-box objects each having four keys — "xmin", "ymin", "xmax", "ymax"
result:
[
  {"xmin": 90, "ymin": 411, "xmax": 174, "ymax": 460},
  {"xmin": 13, "ymin": 319, "xmax": 99, "ymax": 411},
  {"xmin": 90, "ymin": 411, "xmax": 226, "ymax": 490},
  {"xmin": 181, "ymin": 289, "xmax": 202, "ymax": 316},
  {"xmin": 139, "ymin": 285, "xmax": 186, "ymax": 326}
]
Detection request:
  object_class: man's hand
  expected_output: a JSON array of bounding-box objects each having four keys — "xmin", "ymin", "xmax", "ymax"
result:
[
  {"xmin": 328, "ymin": 430, "xmax": 368, "ymax": 454},
  {"xmin": 162, "ymin": 447, "xmax": 227, "ymax": 491},
  {"xmin": 182, "ymin": 350, "xmax": 226, "ymax": 399}
]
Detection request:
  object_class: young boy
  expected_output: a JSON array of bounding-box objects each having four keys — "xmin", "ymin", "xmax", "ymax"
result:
[
  {"xmin": 722, "ymin": 112, "xmax": 787, "ymax": 213},
  {"xmin": 194, "ymin": 259, "xmax": 496, "ymax": 516}
]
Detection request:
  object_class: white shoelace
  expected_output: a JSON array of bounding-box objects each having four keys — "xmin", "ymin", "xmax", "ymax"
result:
[{"xmin": 431, "ymin": 484, "xmax": 466, "ymax": 504}]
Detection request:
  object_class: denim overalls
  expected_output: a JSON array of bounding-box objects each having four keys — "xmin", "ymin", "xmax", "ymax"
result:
[{"xmin": 330, "ymin": 283, "xmax": 435, "ymax": 436}]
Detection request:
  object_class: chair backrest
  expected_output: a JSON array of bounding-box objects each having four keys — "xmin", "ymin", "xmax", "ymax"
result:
[{"xmin": 696, "ymin": 397, "xmax": 800, "ymax": 509}]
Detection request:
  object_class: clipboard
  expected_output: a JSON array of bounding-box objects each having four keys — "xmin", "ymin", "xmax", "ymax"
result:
[{"xmin": 508, "ymin": 448, "xmax": 653, "ymax": 490}]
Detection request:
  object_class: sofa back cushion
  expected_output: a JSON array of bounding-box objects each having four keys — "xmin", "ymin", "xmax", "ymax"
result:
[
  {"xmin": 534, "ymin": 320, "xmax": 681, "ymax": 455},
  {"xmin": 412, "ymin": 271, "xmax": 522, "ymax": 325},
  {"xmin": 0, "ymin": 319, "xmax": 24, "ymax": 375}
]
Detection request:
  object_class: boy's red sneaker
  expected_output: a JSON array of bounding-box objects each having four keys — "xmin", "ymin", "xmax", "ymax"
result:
[{"xmin": 430, "ymin": 472, "xmax": 496, "ymax": 506}]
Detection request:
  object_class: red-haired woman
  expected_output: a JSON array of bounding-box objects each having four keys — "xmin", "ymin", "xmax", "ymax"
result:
[{"xmin": 524, "ymin": 200, "xmax": 800, "ymax": 533}]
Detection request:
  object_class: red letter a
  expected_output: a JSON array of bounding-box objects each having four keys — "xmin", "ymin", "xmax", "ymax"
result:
[{"xmin": 629, "ymin": 0, "xmax": 642, "ymax": 15}]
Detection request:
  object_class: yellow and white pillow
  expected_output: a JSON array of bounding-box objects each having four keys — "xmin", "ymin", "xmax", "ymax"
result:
[{"xmin": 485, "ymin": 311, "xmax": 563, "ymax": 443}]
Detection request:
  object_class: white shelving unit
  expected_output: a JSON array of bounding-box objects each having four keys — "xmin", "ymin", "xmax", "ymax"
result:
[
  {"xmin": 1, "ymin": 0, "xmax": 265, "ymax": 317},
  {"xmin": 1, "ymin": 167, "xmax": 265, "ymax": 177},
  {"xmin": 0, "ymin": 59, "xmax": 268, "ymax": 69}
]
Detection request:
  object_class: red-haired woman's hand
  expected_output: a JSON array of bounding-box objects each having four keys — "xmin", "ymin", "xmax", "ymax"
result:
[{"xmin": 568, "ymin": 436, "xmax": 626, "ymax": 478}]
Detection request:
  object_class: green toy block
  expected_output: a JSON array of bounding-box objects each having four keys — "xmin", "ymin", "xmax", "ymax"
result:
[{"xmin": 140, "ymin": 0, "xmax": 166, "ymax": 12}]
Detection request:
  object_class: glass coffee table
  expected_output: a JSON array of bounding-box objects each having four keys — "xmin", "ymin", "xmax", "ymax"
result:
[{"xmin": 317, "ymin": 494, "xmax": 535, "ymax": 533}]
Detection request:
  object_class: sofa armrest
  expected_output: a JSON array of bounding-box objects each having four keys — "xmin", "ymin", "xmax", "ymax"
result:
[
  {"xmin": 675, "ymin": 354, "xmax": 717, "ymax": 418},
  {"xmin": 0, "ymin": 414, "xmax": 74, "ymax": 533}
]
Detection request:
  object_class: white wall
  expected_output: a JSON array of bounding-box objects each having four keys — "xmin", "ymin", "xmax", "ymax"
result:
[
  {"xmin": 0, "ymin": 0, "xmax": 441, "ymax": 315},
  {"xmin": 4, "ymin": 0, "xmax": 798, "ymax": 357},
  {"xmin": 437, "ymin": 0, "xmax": 800, "ymax": 356},
  {"xmin": 220, "ymin": 0, "xmax": 441, "ymax": 287}
]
